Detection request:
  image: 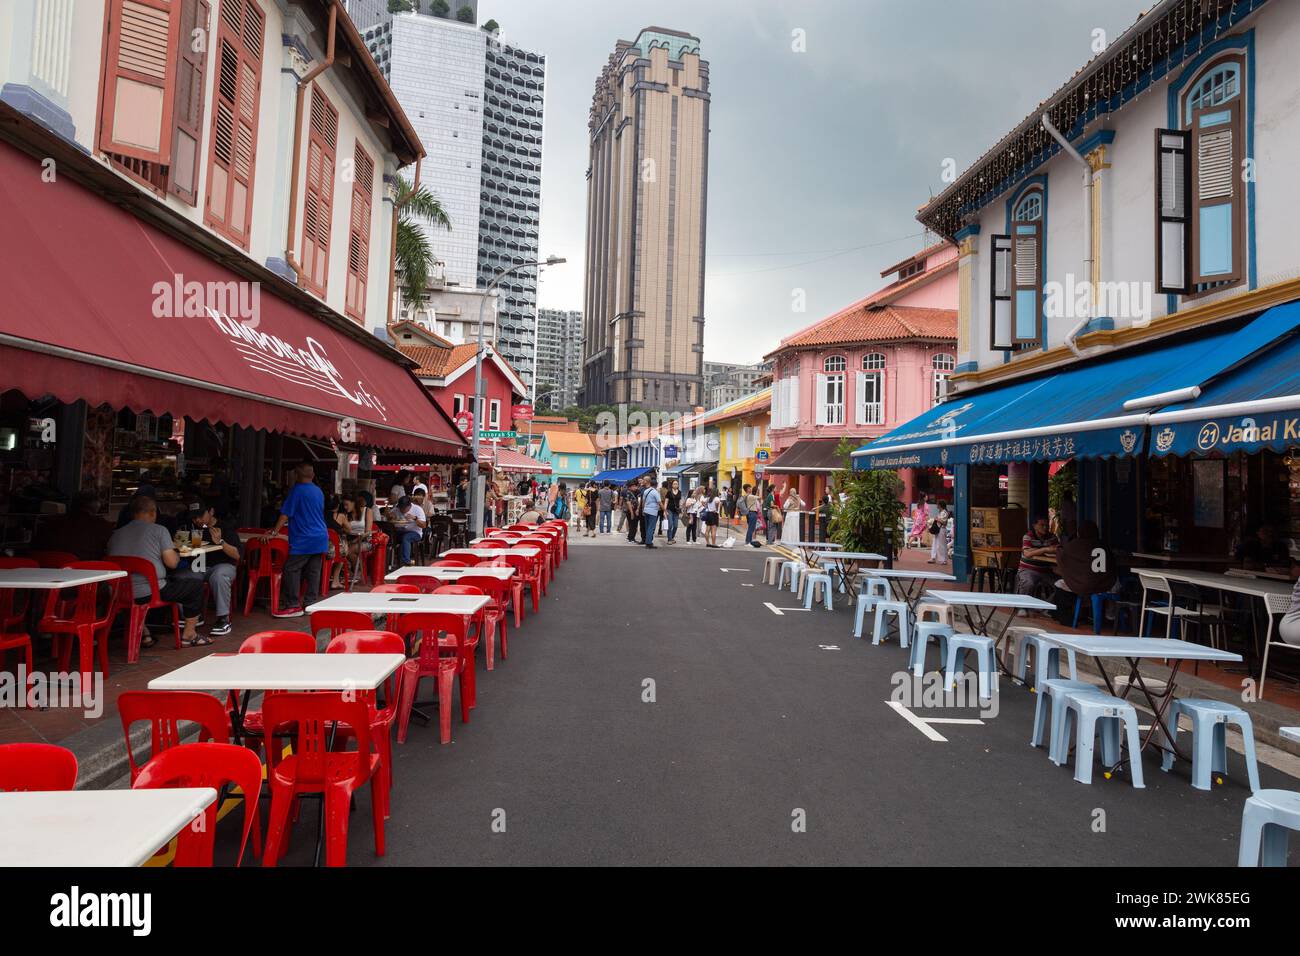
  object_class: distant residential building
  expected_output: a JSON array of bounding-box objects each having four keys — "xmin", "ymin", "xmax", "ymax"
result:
[
  {"xmin": 705, "ymin": 361, "xmax": 769, "ymax": 407},
  {"xmin": 535, "ymin": 308, "xmax": 583, "ymax": 410},
  {"xmin": 396, "ymin": 261, "xmax": 499, "ymax": 345},
  {"xmin": 582, "ymin": 27, "xmax": 710, "ymax": 412},
  {"xmin": 362, "ymin": 8, "xmax": 545, "ymax": 387},
  {"xmin": 535, "ymin": 431, "xmax": 599, "ymax": 485}
]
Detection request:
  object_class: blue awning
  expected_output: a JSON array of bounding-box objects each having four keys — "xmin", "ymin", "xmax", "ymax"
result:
[
  {"xmin": 592, "ymin": 466, "xmax": 654, "ymax": 484},
  {"xmin": 1147, "ymin": 328, "xmax": 1300, "ymax": 456},
  {"xmin": 854, "ymin": 302, "xmax": 1300, "ymax": 469}
]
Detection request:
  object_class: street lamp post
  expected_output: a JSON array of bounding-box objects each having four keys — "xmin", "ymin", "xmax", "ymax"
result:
[{"xmin": 469, "ymin": 256, "xmax": 565, "ymax": 536}]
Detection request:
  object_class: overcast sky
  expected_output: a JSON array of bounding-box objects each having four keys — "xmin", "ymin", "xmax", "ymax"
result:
[{"xmin": 480, "ymin": 0, "xmax": 1152, "ymax": 365}]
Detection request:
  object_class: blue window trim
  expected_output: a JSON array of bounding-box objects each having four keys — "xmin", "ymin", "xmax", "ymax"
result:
[
  {"xmin": 1004, "ymin": 175, "xmax": 1049, "ymax": 355},
  {"xmin": 1165, "ymin": 30, "xmax": 1256, "ymax": 316}
]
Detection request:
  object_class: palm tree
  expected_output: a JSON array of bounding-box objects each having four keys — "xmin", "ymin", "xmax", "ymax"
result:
[{"xmin": 394, "ymin": 177, "xmax": 451, "ymax": 308}]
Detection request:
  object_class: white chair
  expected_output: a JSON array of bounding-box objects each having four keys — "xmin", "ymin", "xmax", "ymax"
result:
[{"xmin": 1258, "ymin": 592, "xmax": 1296, "ymax": 700}]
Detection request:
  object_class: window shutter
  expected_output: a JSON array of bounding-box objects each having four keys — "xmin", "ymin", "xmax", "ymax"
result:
[
  {"xmin": 99, "ymin": 0, "xmax": 181, "ymax": 164},
  {"xmin": 301, "ymin": 86, "xmax": 339, "ymax": 295},
  {"xmin": 877, "ymin": 369, "xmax": 886, "ymax": 425},
  {"xmin": 1191, "ymin": 101, "xmax": 1242, "ymax": 286},
  {"xmin": 814, "ymin": 374, "xmax": 828, "ymax": 426},
  {"xmin": 1154, "ymin": 129, "xmax": 1191, "ymax": 293},
  {"xmin": 1009, "ymin": 222, "xmax": 1042, "ymax": 345},
  {"xmin": 790, "ymin": 375, "xmax": 800, "ymax": 425},
  {"xmin": 345, "ymin": 143, "xmax": 376, "ymax": 322},
  {"xmin": 989, "ymin": 234, "xmax": 1013, "ymax": 349},
  {"xmin": 854, "ymin": 371, "xmax": 867, "ymax": 425},
  {"xmin": 204, "ymin": 0, "xmax": 263, "ymax": 245},
  {"xmin": 167, "ymin": 0, "xmax": 207, "ymax": 204}
]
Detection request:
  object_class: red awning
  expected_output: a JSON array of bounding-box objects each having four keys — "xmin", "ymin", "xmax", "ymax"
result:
[
  {"xmin": 0, "ymin": 140, "xmax": 465, "ymax": 457},
  {"xmin": 478, "ymin": 446, "xmax": 551, "ymax": 474}
]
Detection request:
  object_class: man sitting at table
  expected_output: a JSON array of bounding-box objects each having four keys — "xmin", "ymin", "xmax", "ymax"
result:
[
  {"xmin": 172, "ymin": 501, "xmax": 242, "ymax": 638},
  {"xmin": 387, "ymin": 495, "xmax": 426, "ymax": 566},
  {"xmin": 108, "ymin": 494, "xmax": 205, "ymax": 646},
  {"xmin": 1016, "ymin": 514, "xmax": 1059, "ymax": 602},
  {"xmin": 517, "ymin": 497, "xmax": 545, "ymax": 525},
  {"xmin": 1052, "ymin": 520, "xmax": 1117, "ymax": 626},
  {"xmin": 1237, "ymin": 523, "xmax": 1292, "ymax": 572}
]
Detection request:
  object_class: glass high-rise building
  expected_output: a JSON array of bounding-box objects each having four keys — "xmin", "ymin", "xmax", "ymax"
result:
[
  {"xmin": 582, "ymin": 27, "xmax": 709, "ymax": 413},
  {"xmin": 359, "ymin": 6, "xmax": 545, "ymax": 387},
  {"xmin": 535, "ymin": 308, "xmax": 583, "ymax": 410}
]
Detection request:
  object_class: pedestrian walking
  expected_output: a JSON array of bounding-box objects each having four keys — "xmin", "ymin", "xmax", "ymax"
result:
[
  {"xmin": 683, "ymin": 487, "xmax": 701, "ymax": 543},
  {"xmin": 764, "ymin": 485, "xmax": 779, "ymax": 544},
  {"xmin": 582, "ymin": 482, "xmax": 597, "ymax": 537},
  {"xmin": 928, "ymin": 499, "xmax": 952, "ymax": 566},
  {"xmin": 703, "ymin": 485, "xmax": 722, "ymax": 547},
  {"xmin": 663, "ymin": 480, "xmax": 681, "ymax": 543},
  {"xmin": 625, "ymin": 479, "xmax": 642, "ymax": 542},
  {"xmin": 741, "ymin": 483, "xmax": 762, "ymax": 548},
  {"xmin": 598, "ymin": 481, "xmax": 614, "ymax": 534}
]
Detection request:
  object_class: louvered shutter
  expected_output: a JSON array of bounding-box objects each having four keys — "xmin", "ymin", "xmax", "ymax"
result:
[
  {"xmin": 789, "ymin": 375, "xmax": 800, "ymax": 426},
  {"xmin": 1154, "ymin": 129, "xmax": 1191, "ymax": 293},
  {"xmin": 203, "ymin": 0, "xmax": 263, "ymax": 245},
  {"xmin": 814, "ymin": 374, "xmax": 828, "ymax": 426},
  {"xmin": 989, "ymin": 234, "xmax": 1013, "ymax": 349},
  {"xmin": 1009, "ymin": 222, "xmax": 1042, "ymax": 345},
  {"xmin": 99, "ymin": 0, "xmax": 181, "ymax": 164},
  {"xmin": 301, "ymin": 86, "xmax": 339, "ymax": 295},
  {"xmin": 854, "ymin": 371, "xmax": 867, "ymax": 426},
  {"xmin": 1191, "ymin": 101, "xmax": 1242, "ymax": 285},
  {"xmin": 345, "ymin": 143, "xmax": 376, "ymax": 322},
  {"xmin": 167, "ymin": 0, "xmax": 207, "ymax": 204}
]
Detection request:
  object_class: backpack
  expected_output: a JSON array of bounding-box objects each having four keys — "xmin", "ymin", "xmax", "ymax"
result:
[{"xmin": 553, "ymin": 496, "xmax": 568, "ymax": 520}]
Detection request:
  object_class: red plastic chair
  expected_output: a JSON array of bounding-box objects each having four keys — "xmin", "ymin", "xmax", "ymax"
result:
[
  {"xmin": 27, "ymin": 550, "xmax": 79, "ymax": 569},
  {"xmin": 231, "ymin": 631, "xmax": 317, "ymax": 751},
  {"xmin": 450, "ymin": 576, "xmax": 510, "ymax": 669},
  {"xmin": 0, "ymin": 742, "xmax": 77, "ymax": 790},
  {"xmin": 367, "ymin": 531, "xmax": 388, "ymax": 589},
  {"xmin": 382, "ymin": 570, "xmax": 441, "ymax": 595},
  {"xmin": 506, "ymin": 547, "xmax": 546, "ymax": 610},
  {"xmin": 0, "ymin": 558, "xmax": 37, "ymax": 686},
  {"xmin": 445, "ymin": 552, "xmax": 480, "ymax": 566},
  {"xmin": 43, "ymin": 561, "xmax": 132, "ymax": 679},
  {"xmin": 308, "ymin": 610, "xmax": 373, "ymax": 646},
  {"xmin": 118, "ymin": 690, "xmax": 232, "ymax": 783},
  {"xmin": 542, "ymin": 521, "xmax": 569, "ymax": 559},
  {"xmin": 132, "ymin": 742, "xmax": 264, "ymax": 866},
  {"xmin": 507, "ymin": 524, "xmax": 534, "ymax": 532},
  {"xmin": 325, "ymin": 630, "xmax": 404, "ymax": 803},
  {"xmin": 261, "ymin": 692, "xmax": 386, "ymax": 867},
  {"xmin": 471, "ymin": 540, "xmax": 502, "ymax": 550},
  {"xmin": 516, "ymin": 536, "xmax": 556, "ymax": 584},
  {"xmin": 367, "ymin": 583, "xmax": 419, "ymax": 633},
  {"xmin": 431, "ymin": 559, "xmax": 468, "ymax": 568},
  {"xmin": 242, "ymin": 536, "xmax": 288, "ymax": 615},
  {"xmin": 321, "ymin": 529, "xmax": 350, "ymax": 594},
  {"xmin": 104, "ymin": 555, "xmax": 182, "ymax": 655},
  {"xmin": 395, "ymin": 613, "xmax": 470, "ymax": 746}
]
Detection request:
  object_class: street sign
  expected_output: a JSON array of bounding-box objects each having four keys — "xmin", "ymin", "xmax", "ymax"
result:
[
  {"xmin": 454, "ymin": 411, "xmax": 474, "ymax": 436},
  {"xmin": 512, "ymin": 404, "xmax": 533, "ymax": 421},
  {"xmin": 755, "ymin": 445, "xmax": 772, "ymax": 462},
  {"xmin": 479, "ymin": 430, "xmax": 517, "ymax": 439},
  {"xmin": 664, "ymin": 444, "xmax": 678, "ymax": 458}
]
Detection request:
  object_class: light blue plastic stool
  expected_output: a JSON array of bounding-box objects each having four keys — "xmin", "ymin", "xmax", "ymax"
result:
[
  {"xmin": 778, "ymin": 560, "xmax": 804, "ymax": 593},
  {"xmin": 1161, "ymin": 698, "xmax": 1261, "ymax": 792},
  {"xmin": 871, "ymin": 600, "xmax": 910, "ymax": 648},
  {"xmin": 1033, "ymin": 679, "xmax": 1100, "ymax": 750},
  {"xmin": 1238, "ymin": 790, "xmax": 1300, "ymax": 866},
  {"xmin": 852, "ymin": 578, "xmax": 891, "ymax": 639},
  {"xmin": 802, "ymin": 571, "xmax": 834, "ymax": 611},
  {"xmin": 944, "ymin": 634, "xmax": 996, "ymax": 700},
  {"xmin": 1017, "ymin": 634, "xmax": 1078, "ymax": 688},
  {"xmin": 910, "ymin": 622, "xmax": 952, "ymax": 677},
  {"xmin": 1057, "ymin": 692, "xmax": 1146, "ymax": 787}
]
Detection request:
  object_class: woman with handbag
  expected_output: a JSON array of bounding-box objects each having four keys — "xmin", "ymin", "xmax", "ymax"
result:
[{"xmin": 928, "ymin": 500, "xmax": 951, "ymax": 565}]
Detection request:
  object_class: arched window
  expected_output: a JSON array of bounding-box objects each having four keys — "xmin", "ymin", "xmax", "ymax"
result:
[
  {"xmin": 1013, "ymin": 189, "xmax": 1043, "ymax": 223},
  {"xmin": 818, "ymin": 356, "xmax": 846, "ymax": 425},
  {"xmin": 862, "ymin": 352, "xmax": 886, "ymax": 370},
  {"xmin": 931, "ymin": 353, "xmax": 955, "ymax": 371},
  {"xmin": 931, "ymin": 353, "xmax": 955, "ymax": 404}
]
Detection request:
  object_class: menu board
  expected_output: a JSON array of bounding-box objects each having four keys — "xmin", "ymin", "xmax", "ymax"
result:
[{"xmin": 1192, "ymin": 459, "xmax": 1225, "ymax": 529}]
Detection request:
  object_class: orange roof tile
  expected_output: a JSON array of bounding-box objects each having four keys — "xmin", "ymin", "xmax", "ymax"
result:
[
  {"xmin": 541, "ymin": 431, "xmax": 597, "ymax": 455},
  {"xmin": 777, "ymin": 304, "xmax": 957, "ymax": 350}
]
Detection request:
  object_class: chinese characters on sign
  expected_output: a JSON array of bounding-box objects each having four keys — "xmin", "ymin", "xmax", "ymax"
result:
[{"xmin": 966, "ymin": 435, "xmax": 1077, "ymax": 463}]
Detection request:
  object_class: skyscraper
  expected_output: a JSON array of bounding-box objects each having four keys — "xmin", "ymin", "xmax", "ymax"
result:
[
  {"xmin": 582, "ymin": 27, "xmax": 709, "ymax": 413},
  {"xmin": 360, "ymin": 7, "xmax": 545, "ymax": 386},
  {"xmin": 535, "ymin": 308, "xmax": 583, "ymax": 410}
]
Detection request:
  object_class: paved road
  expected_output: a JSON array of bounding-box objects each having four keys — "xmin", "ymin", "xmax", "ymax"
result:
[{"xmin": 268, "ymin": 542, "xmax": 1294, "ymax": 866}]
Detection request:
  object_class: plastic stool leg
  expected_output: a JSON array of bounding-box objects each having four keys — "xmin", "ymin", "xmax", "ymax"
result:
[
  {"xmin": 1237, "ymin": 714, "xmax": 1262, "ymax": 793},
  {"xmin": 1123, "ymin": 711, "xmax": 1145, "ymax": 788},
  {"xmin": 1073, "ymin": 710, "xmax": 1097, "ymax": 785}
]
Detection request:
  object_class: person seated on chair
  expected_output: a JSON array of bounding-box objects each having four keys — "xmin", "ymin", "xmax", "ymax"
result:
[
  {"xmin": 1237, "ymin": 523, "xmax": 1292, "ymax": 573},
  {"xmin": 386, "ymin": 495, "xmax": 426, "ymax": 566},
  {"xmin": 1015, "ymin": 514, "xmax": 1059, "ymax": 602},
  {"xmin": 1052, "ymin": 520, "xmax": 1117, "ymax": 627},
  {"xmin": 171, "ymin": 501, "xmax": 242, "ymax": 638},
  {"xmin": 517, "ymin": 497, "xmax": 546, "ymax": 525},
  {"xmin": 108, "ymin": 494, "xmax": 205, "ymax": 646}
]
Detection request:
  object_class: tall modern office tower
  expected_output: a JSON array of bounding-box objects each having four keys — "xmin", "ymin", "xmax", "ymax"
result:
[
  {"xmin": 361, "ymin": 7, "xmax": 545, "ymax": 386},
  {"xmin": 535, "ymin": 308, "xmax": 583, "ymax": 410},
  {"xmin": 581, "ymin": 28, "xmax": 709, "ymax": 413}
]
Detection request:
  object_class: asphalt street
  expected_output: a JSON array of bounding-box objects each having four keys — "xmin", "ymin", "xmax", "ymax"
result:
[{"xmin": 264, "ymin": 539, "xmax": 1297, "ymax": 866}]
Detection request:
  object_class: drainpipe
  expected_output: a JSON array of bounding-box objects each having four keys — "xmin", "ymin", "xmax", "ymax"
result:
[
  {"xmin": 1041, "ymin": 111, "xmax": 1093, "ymax": 356},
  {"xmin": 386, "ymin": 157, "xmax": 421, "ymax": 329},
  {"xmin": 284, "ymin": 0, "xmax": 339, "ymax": 285}
]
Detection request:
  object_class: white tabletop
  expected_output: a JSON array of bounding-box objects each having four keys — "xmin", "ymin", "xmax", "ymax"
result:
[
  {"xmin": 178, "ymin": 544, "xmax": 224, "ymax": 557},
  {"xmin": 441, "ymin": 547, "xmax": 539, "ymax": 559},
  {"xmin": 0, "ymin": 567, "xmax": 126, "ymax": 589},
  {"xmin": 387, "ymin": 566, "xmax": 514, "ymax": 581},
  {"xmin": 869, "ymin": 569, "xmax": 958, "ymax": 581},
  {"xmin": 149, "ymin": 652, "xmax": 406, "ymax": 691},
  {"xmin": 1280, "ymin": 727, "xmax": 1300, "ymax": 744},
  {"xmin": 1039, "ymin": 634, "xmax": 1243, "ymax": 663},
  {"xmin": 925, "ymin": 589, "xmax": 1056, "ymax": 610},
  {"xmin": 0, "ymin": 788, "xmax": 217, "ymax": 867},
  {"xmin": 471, "ymin": 537, "xmax": 552, "ymax": 546},
  {"xmin": 817, "ymin": 552, "xmax": 887, "ymax": 563},
  {"xmin": 791, "ymin": 542, "xmax": 842, "ymax": 549},
  {"xmin": 306, "ymin": 591, "xmax": 491, "ymax": 617},
  {"xmin": 1132, "ymin": 567, "xmax": 1294, "ymax": 600}
]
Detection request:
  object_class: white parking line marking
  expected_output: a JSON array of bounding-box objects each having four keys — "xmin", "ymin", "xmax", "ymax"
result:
[
  {"xmin": 886, "ymin": 701, "xmax": 986, "ymax": 741},
  {"xmin": 719, "ymin": 568, "xmax": 750, "ymax": 573}
]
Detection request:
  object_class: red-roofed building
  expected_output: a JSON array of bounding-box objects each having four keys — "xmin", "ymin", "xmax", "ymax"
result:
[
  {"xmin": 764, "ymin": 243, "xmax": 958, "ymax": 506},
  {"xmin": 395, "ymin": 329, "xmax": 529, "ymax": 440}
]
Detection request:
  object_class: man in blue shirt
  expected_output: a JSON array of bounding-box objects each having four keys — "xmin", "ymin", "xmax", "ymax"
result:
[
  {"xmin": 264, "ymin": 463, "xmax": 328, "ymax": 618},
  {"xmin": 641, "ymin": 480, "xmax": 661, "ymax": 549}
]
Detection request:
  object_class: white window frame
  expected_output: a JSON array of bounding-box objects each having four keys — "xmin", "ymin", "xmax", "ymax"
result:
[
  {"xmin": 489, "ymin": 399, "xmax": 501, "ymax": 429},
  {"xmin": 453, "ymin": 393, "xmax": 464, "ymax": 415},
  {"xmin": 856, "ymin": 369, "xmax": 884, "ymax": 425}
]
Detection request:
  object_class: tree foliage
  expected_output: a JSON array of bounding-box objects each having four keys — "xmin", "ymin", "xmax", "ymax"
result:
[
  {"xmin": 429, "ymin": 0, "xmax": 450, "ymax": 16},
  {"xmin": 827, "ymin": 436, "xmax": 904, "ymax": 555},
  {"xmin": 455, "ymin": 4, "xmax": 475, "ymax": 22},
  {"xmin": 394, "ymin": 177, "xmax": 451, "ymax": 308}
]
